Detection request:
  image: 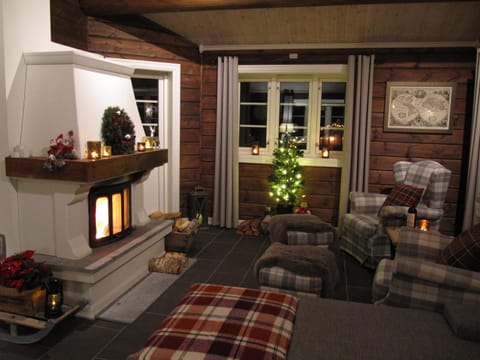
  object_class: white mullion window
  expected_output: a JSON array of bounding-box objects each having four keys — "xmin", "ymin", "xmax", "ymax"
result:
[
  {"xmin": 238, "ymin": 80, "xmax": 269, "ymax": 157},
  {"xmin": 238, "ymin": 64, "xmax": 347, "ymax": 166}
]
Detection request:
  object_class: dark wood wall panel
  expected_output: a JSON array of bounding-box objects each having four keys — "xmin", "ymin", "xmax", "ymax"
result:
[
  {"xmin": 200, "ymin": 65, "xmax": 218, "ymax": 217},
  {"xmin": 50, "ymin": 0, "xmax": 88, "ymax": 50},
  {"xmin": 238, "ymin": 164, "xmax": 341, "ymax": 225},
  {"xmin": 371, "ymin": 59, "xmax": 475, "ymax": 235}
]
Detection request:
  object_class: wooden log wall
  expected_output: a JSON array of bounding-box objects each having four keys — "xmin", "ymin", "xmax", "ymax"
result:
[
  {"xmin": 238, "ymin": 163, "xmax": 341, "ymax": 225},
  {"xmin": 371, "ymin": 55, "xmax": 475, "ymax": 235}
]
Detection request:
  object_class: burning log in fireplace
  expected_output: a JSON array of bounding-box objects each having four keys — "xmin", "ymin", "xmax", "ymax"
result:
[{"xmin": 88, "ymin": 181, "xmax": 133, "ymax": 248}]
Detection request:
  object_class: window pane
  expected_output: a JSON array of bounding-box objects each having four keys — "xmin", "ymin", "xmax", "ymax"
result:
[
  {"xmin": 240, "ymin": 82, "xmax": 268, "ymax": 147},
  {"xmin": 132, "ymin": 78, "xmax": 158, "ymax": 137},
  {"xmin": 279, "ymin": 82, "xmax": 309, "ymax": 150},
  {"xmin": 320, "ymin": 82, "xmax": 346, "ymax": 152},
  {"xmin": 239, "ymin": 127, "xmax": 267, "ymax": 147}
]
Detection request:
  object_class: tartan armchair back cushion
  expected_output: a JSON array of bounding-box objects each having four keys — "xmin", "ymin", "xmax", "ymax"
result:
[
  {"xmin": 393, "ymin": 160, "xmax": 451, "ymax": 209},
  {"xmin": 438, "ymin": 223, "xmax": 480, "ymax": 271},
  {"xmin": 381, "ymin": 183, "xmax": 424, "ymax": 208}
]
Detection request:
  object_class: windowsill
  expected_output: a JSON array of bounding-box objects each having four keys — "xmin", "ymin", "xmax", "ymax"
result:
[{"xmin": 239, "ymin": 154, "xmax": 343, "ymax": 167}]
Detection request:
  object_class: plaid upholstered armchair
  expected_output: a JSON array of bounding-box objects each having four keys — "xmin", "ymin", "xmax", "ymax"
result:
[
  {"xmin": 372, "ymin": 227, "xmax": 480, "ymax": 312},
  {"xmin": 340, "ymin": 160, "xmax": 451, "ymax": 268}
]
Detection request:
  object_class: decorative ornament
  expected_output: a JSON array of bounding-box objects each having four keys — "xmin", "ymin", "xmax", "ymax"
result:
[
  {"xmin": 43, "ymin": 130, "xmax": 77, "ymax": 171},
  {"xmin": 101, "ymin": 106, "xmax": 136, "ymax": 155}
]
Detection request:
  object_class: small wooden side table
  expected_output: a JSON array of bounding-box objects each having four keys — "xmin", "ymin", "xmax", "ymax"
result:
[{"xmin": 385, "ymin": 227, "xmax": 401, "ymax": 258}]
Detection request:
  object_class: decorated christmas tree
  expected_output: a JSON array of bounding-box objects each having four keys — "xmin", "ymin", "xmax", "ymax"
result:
[{"xmin": 268, "ymin": 132, "xmax": 304, "ymax": 211}]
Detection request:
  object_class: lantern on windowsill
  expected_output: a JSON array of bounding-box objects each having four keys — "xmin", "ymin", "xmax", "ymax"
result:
[
  {"xmin": 44, "ymin": 278, "xmax": 63, "ymax": 318},
  {"xmin": 251, "ymin": 142, "xmax": 260, "ymax": 155},
  {"xmin": 320, "ymin": 136, "xmax": 330, "ymax": 158}
]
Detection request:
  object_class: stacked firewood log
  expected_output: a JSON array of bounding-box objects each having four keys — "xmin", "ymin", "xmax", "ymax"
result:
[{"xmin": 235, "ymin": 219, "xmax": 261, "ymax": 236}]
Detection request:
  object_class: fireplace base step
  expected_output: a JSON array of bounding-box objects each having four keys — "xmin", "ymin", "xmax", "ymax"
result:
[{"xmin": 35, "ymin": 219, "xmax": 172, "ymax": 319}]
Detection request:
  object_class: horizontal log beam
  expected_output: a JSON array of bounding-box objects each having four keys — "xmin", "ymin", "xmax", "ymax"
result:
[{"xmin": 78, "ymin": 0, "xmax": 466, "ymax": 16}]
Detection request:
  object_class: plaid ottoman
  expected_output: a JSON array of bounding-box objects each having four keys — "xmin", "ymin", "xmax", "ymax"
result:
[
  {"xmin": 263, "ymin": 214, "xmax": 336, "ymax": 246},
  {"xmin": 255, "ymin": 243, "xmax": 339, "ymax": 298}
]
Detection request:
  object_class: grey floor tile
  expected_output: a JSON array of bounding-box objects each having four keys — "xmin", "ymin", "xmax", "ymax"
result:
[
  {"xmin": 146, "ymin": 280, "xmax": 193, "ymax": 316},
  {"xmin": 181, "ymin": 258, "xmax": 220, "ymax": 282},
  {"xmin": 207, "ymin": 271, "xmax": 246, "ymax": 287},
  {"xmin": 196, "ymin": 241, "xmax": 236, "ymax": 260},
  {"xmin": 97, "ymin": 313, "xmax": 166, "ymax": 360}
]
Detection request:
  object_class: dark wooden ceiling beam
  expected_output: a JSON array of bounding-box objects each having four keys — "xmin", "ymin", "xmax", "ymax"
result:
[{"xmin": 79, "ymin": 0, "xmax": 468, "ymax": 16}]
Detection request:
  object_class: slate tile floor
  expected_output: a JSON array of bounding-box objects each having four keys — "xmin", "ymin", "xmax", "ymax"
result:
[{"xmin": 1, "ymin": 226, "xmax": 374, "ymax": 359}]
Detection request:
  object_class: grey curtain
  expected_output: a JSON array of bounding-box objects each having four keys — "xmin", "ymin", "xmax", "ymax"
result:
[
  {"xmin": 213, "ymin": 56, "xmax": 239, "ymax": 228},
  {"xmin": 462, "ymin": 48, "xmax": 480, "ymax": 230},
  {"xmin": 339, "ymin": 55, "xmax": 375, "ymax": 218}
]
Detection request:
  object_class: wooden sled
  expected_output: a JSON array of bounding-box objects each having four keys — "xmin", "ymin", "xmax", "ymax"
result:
[{"xmin": 0, "ymin": 302, "xmax": 86, "ymax": 344}]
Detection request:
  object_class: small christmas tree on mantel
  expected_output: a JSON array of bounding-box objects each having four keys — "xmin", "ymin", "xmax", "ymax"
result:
[
  {"xmin": 268, "ymin": 131, "xmax": 304, "ymax": 213},
  {"xmin": 101, "ymin": 106, "xmax": 136, "ymax": 155}
]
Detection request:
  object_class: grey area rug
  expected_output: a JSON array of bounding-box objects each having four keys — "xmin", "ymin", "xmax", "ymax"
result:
[{"xmin": 98, "ymin": 258, "xmax": 196, "ymax": 324}]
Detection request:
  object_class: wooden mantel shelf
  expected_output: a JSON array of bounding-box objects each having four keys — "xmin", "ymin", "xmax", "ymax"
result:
[{"xmin": 5, "ymin": 149, "xmax": 168, "ymax": 183}]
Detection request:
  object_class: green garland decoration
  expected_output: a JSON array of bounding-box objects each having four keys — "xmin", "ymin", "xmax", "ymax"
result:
[{"xmin": 101, "ymin": 106, "xmax": 136, "ymax": 155}]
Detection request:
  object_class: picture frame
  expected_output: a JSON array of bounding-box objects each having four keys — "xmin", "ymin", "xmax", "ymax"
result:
[{"xmin": 384, "ymin": 82, "xmax": 455, "ymax": 133}]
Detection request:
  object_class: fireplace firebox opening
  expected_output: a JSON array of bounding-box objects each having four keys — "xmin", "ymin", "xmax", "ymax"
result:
[{"xmin": 88, "ymin": 181, "xmax": 133, "ymax": 248}]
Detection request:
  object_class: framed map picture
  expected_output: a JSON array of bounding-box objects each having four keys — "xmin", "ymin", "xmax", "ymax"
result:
[{"xmin": 384, "ymin": 82, "xmax": 455, "ymax": 133}]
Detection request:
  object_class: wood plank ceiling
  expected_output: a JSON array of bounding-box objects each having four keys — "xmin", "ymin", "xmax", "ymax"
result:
[{"xmin": 79, "ymin": 0, "xmax": 480, "ymax": 51}]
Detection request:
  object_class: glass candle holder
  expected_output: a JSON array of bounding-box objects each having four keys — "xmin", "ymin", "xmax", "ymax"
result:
[
  {"xmin": 102, "ymin": 145, "xmax": 112, "ymax": 158},
  {"xmin": 418, "ymin": 219, "xmax": 430, "ymax": 231},
  {"xmin": 137, "ymin": 142, "xmax": 146, "ymax": 152},
  {"xmin": 87, "ymin": 141, "xmax": 101, "ymax": 160},
  {"xmin": 143, "ymin": 137, "xmax": 156, "ymax": 150}
]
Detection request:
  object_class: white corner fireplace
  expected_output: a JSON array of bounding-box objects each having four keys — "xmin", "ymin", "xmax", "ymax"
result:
[
  {"xmin": 4, "ymin": 51, "xmax": 180, "ymax": 319},
  {"xmin": 6, "ymin": 151, "xmax": 172, "ymax": 319}
]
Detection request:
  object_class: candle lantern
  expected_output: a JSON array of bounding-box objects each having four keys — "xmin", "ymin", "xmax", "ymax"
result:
[
  {"xmin": 320, "ymin": 136, "xmax": 330, "ymax": 158},
  {"xmin": 143, "ymin": 137, "xmax": 156, "ymax": 150},
  {"xmin": 102, "ymin": 145, "xmax": 112, "ymax": 158},
  {"xmin": 251, "ymin": 142, "xmax": 260, "ymax": 155},
  {"xmin": 137, "ymin": 142, "xmax": 146, "ymax": 152},
  {"xmin": 45, "ymin": 278, "xmax": 63, "ymax": 318},
  {"xmin": 321, "ymin": 148, "xmax": 330, "ymax": 158},
  {"xmin": 87, "ymin": 141, "xmax": 101, "ymax": 160},
  {"xmin": 188, "ymin": 186, "xmax": 208, "ymax": 225},
  {"xmin": 418, "ymin": 219, "xmax": 430, "ymax": 231}
]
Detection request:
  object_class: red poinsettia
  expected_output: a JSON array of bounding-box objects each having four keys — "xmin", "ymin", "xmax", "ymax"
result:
[{"xmin": 0, "ymin": 250, "xmax": 52, "ymax": 292}]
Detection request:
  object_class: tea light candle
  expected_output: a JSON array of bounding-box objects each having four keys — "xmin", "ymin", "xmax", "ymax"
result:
[
  {"xmin": 102, "ymin": 145, "xmax": 112, "ymax": 158},
  {"xmin": 418, "ymin": 219, "xmax": 430, "ymax": 231},
  {"xmin": 87, "ymin": 141, "xmax": 102, "ymax": 160},
  {"xmin": 137, "ymin": 142, "xmax": 146, "ymax": 152}
]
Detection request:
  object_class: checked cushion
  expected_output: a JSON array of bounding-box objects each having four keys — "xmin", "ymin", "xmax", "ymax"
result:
[{"xmin": 382, "ymin": 183, "xmax": 424, "ymax": 208}]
